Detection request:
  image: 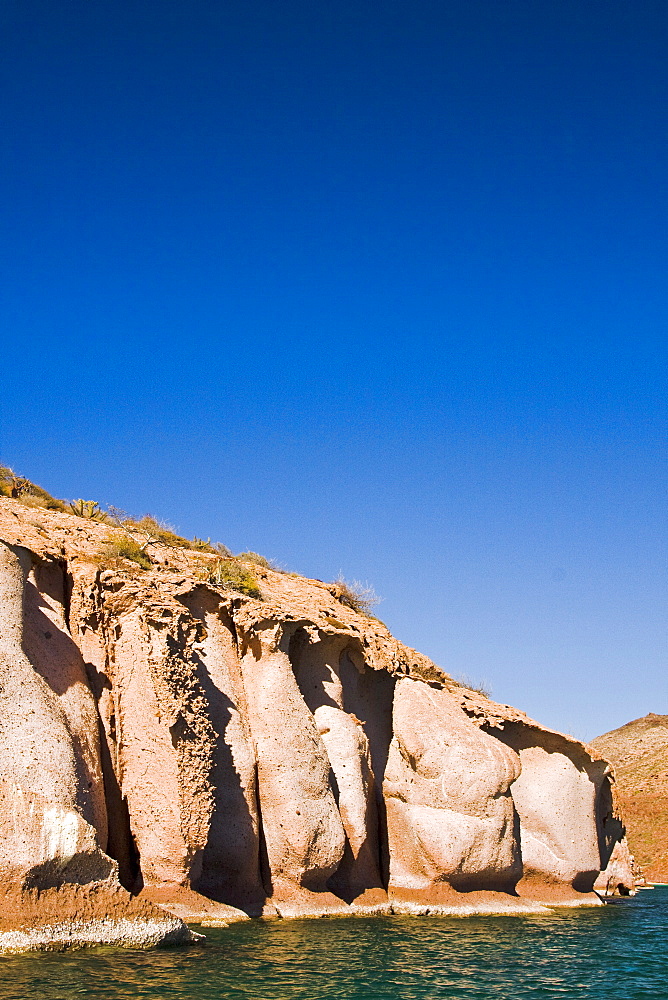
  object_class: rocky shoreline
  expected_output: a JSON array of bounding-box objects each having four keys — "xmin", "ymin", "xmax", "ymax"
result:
[{"xmin": 0, "ymin": 497, "xmax": 634, "ymax": 951}]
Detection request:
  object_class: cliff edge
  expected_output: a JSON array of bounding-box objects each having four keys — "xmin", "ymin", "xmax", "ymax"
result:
[{"xmin": 0, "ymin": 495, "xmax": 633, "ymax": 950}]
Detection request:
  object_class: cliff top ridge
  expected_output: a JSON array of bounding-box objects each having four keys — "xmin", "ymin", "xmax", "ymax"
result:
[{"xmin": 0, "ymin": 465, "xmax": 591, "ymax": 750}]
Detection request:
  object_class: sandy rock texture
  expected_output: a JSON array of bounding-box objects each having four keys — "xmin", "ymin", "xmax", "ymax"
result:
[
  {"xmin": 0, "ymin": 536, "xmax": 198, "ymax": 950},
  {"xmin": 0, "ymin": 497, "xmax": 634, "ymax": 948},
  {"xmin": 385, "ymin": 678, "xmax": 522, "ymax": 908}
]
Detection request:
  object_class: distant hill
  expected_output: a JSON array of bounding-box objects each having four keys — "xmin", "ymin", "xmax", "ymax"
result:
[{"xmin": 591, "ymin": 714, "xmax": 668, "ymax": 881}]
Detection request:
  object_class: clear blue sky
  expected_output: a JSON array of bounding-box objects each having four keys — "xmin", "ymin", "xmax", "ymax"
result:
[{"xmin": 2, "ymin": 0, "xmax": 666, "ymax": 740}]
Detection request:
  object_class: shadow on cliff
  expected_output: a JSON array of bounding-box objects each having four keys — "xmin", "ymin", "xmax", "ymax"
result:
[
  {"xmin": 21, "ymin": 563, "xmax": 143, "ymax": 893},
  {"xmin": 484, "ymin": 720, "xmax": 616, "ymax": 892},
  {"xmin": 288, "ymin": 629, "xmax": 395, "ymax": 901},
  {"xmin": 179, "ymin": 587, "xmax": 266, "ymax": 916}
]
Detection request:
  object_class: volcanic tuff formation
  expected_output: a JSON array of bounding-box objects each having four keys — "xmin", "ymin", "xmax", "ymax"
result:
[
  {"xmin": 592, "ymin": 715, "xmax": 668, "ymax": 881},
  {"xmin": 0, "ymin": 497, "xmax": 634, "ymax": 950}
]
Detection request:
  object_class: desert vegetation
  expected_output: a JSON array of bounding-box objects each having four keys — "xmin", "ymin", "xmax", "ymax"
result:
[
  {"xmin": 453, "ymin": 674, "xmax": 492, "ymax": 698},
  {"xmin": 1, "ymin": 464, "xmax": 386, "ymax": 612},
  {"xmin": 237, "ymin": 550, "xmax": 286, "ymax": 572},
  {"xmin": 106, "ymin": 511, "xmax": 206, "ymax": 551},
  {"xmin": 329, "ymin": 576, "xmax": 381, "ymax": 615},
  {"xmin": 238, "ymin": 550, "xmax": 271, "ymax": 568},
  {"xmin": 69, "ymin": 499, "xmax": 108, "ymax": 520},
  {"xmin": 0, "ymin": 466, "xmax": 67, "ymax": 511},
  {"xmin": 97, "ymin": 534, "xmax": 153, "ymax": 570},
  {"xmin": 203, "ymin": 558, "xmax": 262, "ymax": 598}
]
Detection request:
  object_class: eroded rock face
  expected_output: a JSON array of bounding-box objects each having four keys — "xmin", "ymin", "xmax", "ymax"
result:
[
  {"xmin": 591, "ymin": 714, "xmax": 668, "ymax": 882},
  {"xmin": 0, "ymin": 497, "xmax": 635, "ymax": 946},
  {"xmin": 240, "ymin": 627, "xmax": 347, "ymax": 915},
  {"xmin": 289, "ymin": 630, "xmax": 386, "ymax": 899},
  {"xmin": 101, "ymin": 594, "xmax": 216, "ymax": 890},
  {"xmin": 177, "ymin": 587, "xmax": 263, "ymax": 914},
  {"xmin": 385, "ymin": 678, "xmax": 522, "ymax": 905},
  {"xmin": 0, "ymin": 539, "xmax": 195, "ymax": 949},
  {"xmin": 485, "ymin": 723, "xmax": 613, "ymax": 896},
  {"xmin": 0, "ymin": 542, "xmax": 110, "ymax": 888}
]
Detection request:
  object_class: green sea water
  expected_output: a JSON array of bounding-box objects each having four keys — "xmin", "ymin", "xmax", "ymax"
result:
[{"xmin": 1, "ymin": 890, "xmax": 667, "ymax": 1000}]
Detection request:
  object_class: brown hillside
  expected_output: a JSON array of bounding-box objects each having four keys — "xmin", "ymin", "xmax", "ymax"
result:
[{"xmin": 591, "ymin": 714, "xmax": 668, "ymax": 881}]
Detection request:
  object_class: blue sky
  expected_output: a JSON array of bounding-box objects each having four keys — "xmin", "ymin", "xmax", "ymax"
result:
[{"xmin": 2, "ymin": 0, "xmax": 666, "ymax": 740}]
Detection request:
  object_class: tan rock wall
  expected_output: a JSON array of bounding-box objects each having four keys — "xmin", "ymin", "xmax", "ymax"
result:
[
  {"xmin": 384, "ymin": 678, "xmax": 522, "ymax": 903},
  {"xmin": 238, "ymin": 623, "xmax": 346, "ymax": 913},
  {"xmin": 22, "ymin": 559, "xmax": 108, "ymax": 846},
  {"xmin": 0, "ymin": 543, "xmax": 112, "ymax": 888},
  {"xmin": 289, "ymin": 628, "xmax": 385, "ymax": 901},
  {"xmin": 0, "ymin": 540, "xmax": 192, "ymax": 949},
  {"xmin": 177, "ymin": 586, "xmax": 264, "ymax": 914},
  {"xmin": 99, "ymin": 591, "xmax": 216, "ymax": 891},
  {"xmin": 487, "ymin": 722, "xmax": 609, "ymax": 894},
  {"xmin": 0, "ymin": 498, "xmax": 633, "ymax": 944}
]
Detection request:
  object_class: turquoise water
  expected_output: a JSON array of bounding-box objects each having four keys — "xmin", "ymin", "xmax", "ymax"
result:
[{"xmin": 1, "ymin": 891, "xmax": 667, "ymax": 1000}]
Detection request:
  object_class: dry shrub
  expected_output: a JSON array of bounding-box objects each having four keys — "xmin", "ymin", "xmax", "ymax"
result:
[
  {"xmin": 109, "ymin": 512, "xmax": 223, "ymax": 556},
  {"xmin": 97, "ymin": 534, "xmax": 152, "ymax": 570},
  {"xmin": 0, "ymin": 466, "xmax": 67, "ymax": 512},
  {"xmin": 238, "ymin": 551, "xmax": 272, "ymax": 568},
  {"xmin": 204, "ymin": 558, "xmax": 261, "ymax": 598},
  {"xmin": 454, "ymin": 675, "xmax": 491, "ymax": 698},
  {"xmin": 330, "ymin": 576, "xmax": 380, "ymax": 615},
  {"xmin": 119, "ymin": 514, "xmax": 191, "ymax": 547}
]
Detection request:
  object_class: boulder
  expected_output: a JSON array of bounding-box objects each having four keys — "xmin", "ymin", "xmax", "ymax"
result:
[{"xmin": 384, "ymin": 678, "xmax": 522, "ymax": 906}]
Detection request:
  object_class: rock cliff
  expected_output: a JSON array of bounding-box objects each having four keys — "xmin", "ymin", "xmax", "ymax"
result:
[
  {"xmin": 0, "ymin": 496, "xmax": 633, "ymax": 950},
  {"xmin": 592, "ymin": 714, "xmax": 668, "ymax": 882}
]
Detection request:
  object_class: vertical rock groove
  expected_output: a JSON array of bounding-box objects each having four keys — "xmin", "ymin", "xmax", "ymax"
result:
[{"xmin": 0, "ymin": 501, "xmax": 637, "ymax": 942}]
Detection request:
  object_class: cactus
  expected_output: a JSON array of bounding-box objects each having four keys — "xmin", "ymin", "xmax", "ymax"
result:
[{"xmin": 69, "ymin": 499, "xmax": 107, "ymax": 520}]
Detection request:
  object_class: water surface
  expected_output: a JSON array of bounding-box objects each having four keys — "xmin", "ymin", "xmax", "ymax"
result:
[{"xmin": 1, "ymin": 890, "xmax": 666, "ymax": 1000}]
